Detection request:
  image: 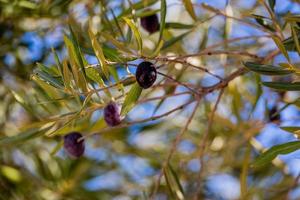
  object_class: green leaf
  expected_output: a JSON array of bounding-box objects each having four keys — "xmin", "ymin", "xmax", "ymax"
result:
[
  {"xmin": 85, "ymin": 67, "xmax": 106, "ymax": 86},
  {"xmin": 283, "ymin": 35, "xmax": 299, "ymax": 51},
  {"xmin": 199, "ymin": 28, "xmax": 208, "ymax": 50},
  {"xmin": 118, "ymin": 0, "xmax": 158, "ymax": 17},
  {"xmin": 243, "ymin": 62, "xmax": 294, "ymax": 75},
  {"xmin": 121, "ymin": 82, "xmax": 143, "ymax": 116},
  {"xmin": 252, "ymin": 141, "xmax": 300, "ymax": 167},
  {"xmin": 18, "ymin": 0, "xmax": 38, "ymax": 9},
  {"xmin": 268, "ymin": 0, "xmax": 276, "ymax": 11},
  {"xmin": 68, "ymin": 26, "xmax": 87, "ymax": 80},
  {"xmin": 284, "ymin": 15, "xmax": 300, "ymax": 23},
  {"xmin": 32, "ymin": 75, "xmax": 61, "ymax": 99},
  {"xmin": 88, "ymin": 29, "xmax": 110, "ymax": 79},
  {"xmin": 123, "ymin": 17, "xmax": 143, "ymax": 55},
  {"xmin": 162, "ymin": 31, "xmax": 191, "ymax": 50},
  {"xmin": 251, "ymin": 74, "xmax": 262, "ymax": 114},
  {"xmin": 101, "ymin": 32, "xmax": 132, "ymax": 54},
  {"xmin": 64, "ymin": 34, "xmax": 87, "ymax": 92},
  {"xmin": 251, "ymin": 14, "xmax": 275, "ymax": 32},
  {"xmin": 165, "ymin": 22, "xmax": 194, "ymax": 29},
  {"xmin": 163, "ymin": 164, "xmax": 185, "ymax": 200},
  {"xmin": 135, "ymin": 9, "xmax": 160, "ymax": 18},
  {"xmin": 271, "ymin": 35, "xmax": 290, "ymax": 61},
  {"xmin": 62, "ymin": 60, "xmax": 71, "ymax": 90},
  {"xmin": 280, "ymin": 126, "xmax": 300, "ymax": 133},
  {"xmin": 110, "ymin": 9, "xmax": 126, "ymax": 41},
  {"xmin": 37, "ymin": 63, "xmax": 59, "ymax": 76},
  {"xmin": 50, "ymin": 140, "xmax": 63, "ymax": 156},
  {"xmin": 108, "ymin": 66, "xmax": 124, "ymax": 94},
  {"xmin": 158, "ymin": 0, "xmax": 166, "ymax": 43},
  {"xmin": 33, "ymin": 69, "xmax": 64, "ymax": 89},
  {"xmin": 0, "ymin": 124, "xmax": 53, "ymax": 146},
  {"xmin": 52, "ymin": 49, "xmax": 64, "ymax": 78},
  {"xmin": 291, "ymin": 23, "xmax": 300, "ymax": 56},
  {"xmin": 151, "ymin": 0, "xmax": 167, "ymax": 56},
  {"xmin": 183, "ymin": 0, "xmax": 197, "ymax": 21},
  {"xmin": 262, "ymin": 82, "xmax": 300, "ymax": 91}
]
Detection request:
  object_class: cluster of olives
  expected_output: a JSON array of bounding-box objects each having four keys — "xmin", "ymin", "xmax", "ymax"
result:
[
  {"xmin": 63, "ymin": 10, "xmax": 160, "ymax": 158},
  {"xmin": 64, "ymin": 61, "xmax": 157, "ymax": 158}
]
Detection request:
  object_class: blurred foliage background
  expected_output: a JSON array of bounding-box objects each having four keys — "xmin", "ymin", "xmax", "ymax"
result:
[{"xmin": 2, "ymin": 0, "xmax": 300, "ymax": 200}]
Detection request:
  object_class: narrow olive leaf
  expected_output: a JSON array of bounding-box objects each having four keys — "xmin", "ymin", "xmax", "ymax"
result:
[
  {"xmin": 118, "ymin": 0, "xmax": 158, "ymax": 17},
  {"xmin": 37, "ymin": 63, "xmax": 59, "ymax": 76},
  {"xmin": 272, "ymin": 35, "xmax": 290, "ymax": 61},
  {"xmin": 284, "ymin": 15, "xmax": 300, "ymax": 23},
  {"xmin": 251, "ymin": 14, "xmax": 275, "ymax": 32},
  {"xmin": 199, "ymin": 29, "xmax": 208, "ymax": 50},
  {"xmin": 18, "ymin": 0, "xmax": 38, "ymax": 9},
  {"xmin": 251, "ymin": 74, "xmax": 262, "ymax": 114},
  {"xmin": 165, "ymin": 22, "xmax": 194, "ymax": 29},
  {"xmin": 0, "ymin": 124, "xmax": 53, "ymax": 146},
  {"xmin": 252, "ymin": 141, "xmax": 300, "ymax": 168},
  {"xmin": 123, "ymin": 17, "xmax": 143, "ymax": 55},
  {"xmin": 52, "ymin": 49, "xmax": 63, "ymax": 78},
  {"xmin": 243, "ymin": 62, "xmax": 294, "ymax": 75},
  {"xmin": 108, "ymin": 67, "xmax": 124, "ymax": 94},
  {"xmin": 101, "ymin": 32, "xmax": 132, "ymax": 54},
  {"xmin": 152, "ymin": 0, "xmax": 166, "ymax": 56},
  {"xmin": 32, "ymin": 75, "xmax": 61, "ymax": 99},
  {"xmin": 68, "ymin": 26, "xmax": 87, "ymax": 79},
  {"xmin": 121, "ymin": 82, "xmax": 143, "ymax": 116},
  {"xmin": 33, "ymin": 69, "xmax": 64, "ymax": 89},
  {"xmin": 150, "ymin": 39, "xmax": 164, "ymax": 58},
  {"xmin": 11, "ymin": 90, "xmax": 37, "ymax": 117},
  {"xmin": 162, "ymin": 31, "xmax": 191, "ymax": 50},
  {"xmin": 183, "ymin": 0, "xmax": 197, "ymax": 21},
  {"xmin": 64, "ymin": 35, "xmax": 87, "ymax": 92},
  {"xmin": 163, "ymin": 164, "xmax": 185, "ymax": 200},
  {"xmin": 110, "ymin": 9, "xmax": 126, "ymax": 41},
  {"xmin": 280, "ymin": 126, "xmax": 300, "ymax": 133},
  {"xmin": 279, "ymin": 62, "xmax": 295, "ymax": 69},
  {"xmin": 135, "ymin": 9, "xmax": 160, "ymax": 18},
  {"xmin": 268, "ymin": 0, "xmax": 276, "ymax": 11},
  {"xmin": 88, "ymin": 29, "xmax": 110, "ymax": 79},
  {"xmin": 283, "ymin": 35, "xmax": 298, "ymax": 51},
  {"xmin": 158, "ymin": 0, "xmax": 166, "ymax": 43},
  {"xmin": 49, "ymin": 0, "xmax": 72, "ymax": 10},
  {"xmin": 50, "ymin": 140, "xmax": 63, "ymax": 156},
  {"xmin": 291, "ymin": 23, "xmax": 300, "ymax": 56},
  {"xmin": 262, "ymin": 82, "xmax": 300, "ymax": 91},
  {"xmin": 62, "ymin": 60, "xmax": 71, "ymax": 90},
  {"xmin": 126, "ymin": 24, "xmax": 133, "ymax": 43},
  {"xmin": 85, "ymin": 67, "xmax": 106, "ymax": 86}
]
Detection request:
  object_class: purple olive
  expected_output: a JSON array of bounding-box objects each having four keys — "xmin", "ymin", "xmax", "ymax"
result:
[
  {"xmin": 140, "ymin": 13, "xmax": 160, "ymax": 34},
  {"xmin": 63, "ymin": 132, "xmax": 85, "ymax": 158},
  {"xmin": 104, "ymin": 102, "xmax": 122, "ymax": 127},
  {"xmin": 136, "ymin": 61, "xmax": 157, "ymax": 89}
]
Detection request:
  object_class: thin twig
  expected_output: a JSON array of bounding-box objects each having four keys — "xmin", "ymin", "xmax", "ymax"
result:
[
  {"xmin": 157, "ymin": 71, "xmax": 201, "ymax": 96},
  {"xmin": 80, "ymin": 99, "xmax": 196, "ymax": 141},
  {"xmin": 193, "ymin": 89, "xmax": 224, "ymax": 200},
  {"xmin": 150, "ymin": 99, "xmax": 201, "ymax": 199}
]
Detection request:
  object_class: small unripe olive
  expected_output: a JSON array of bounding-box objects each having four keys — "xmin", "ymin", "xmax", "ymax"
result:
[
  {"xmin": 63, "ymin": 132, "xmax": 85, "ymax": 158},
  {"xmin": 136, "ymin": 61, "xmax": 157, "ymax": 89},
  {"xmin": 104, "ymin": 101, "xmax": 122, "ymax": 127}
]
